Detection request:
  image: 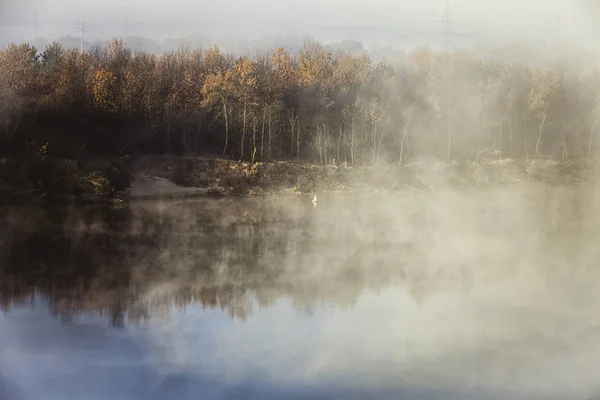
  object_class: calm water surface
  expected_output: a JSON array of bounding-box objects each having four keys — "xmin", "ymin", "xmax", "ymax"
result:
[{"xmin": 2, "ymin": 187, "xmax": 600, "ymax": 400}]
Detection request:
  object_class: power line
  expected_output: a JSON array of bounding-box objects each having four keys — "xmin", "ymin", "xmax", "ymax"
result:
[
  {"xmin": 34, "ymin": 10, "xmax": 38, "ymax": 42},
  {"xmin": 435, "ymin": 0, "xmax": 455, "ymax": 51},
  {"xmin": 443, "ymin": 0, "xmax": 452, "ymax": 50},
  {"xmin": 80, "ymin": 14, "xmax": 85, "ymax": 53},
  {"xmin": 76, "ymin": 14, "xmax": 91, "ymax": 54},
  {"xmin": 432, "ymin": 1, "xmax": 479, "ymax": 51}
]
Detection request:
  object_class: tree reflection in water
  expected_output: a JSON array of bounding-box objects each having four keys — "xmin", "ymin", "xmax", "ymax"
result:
[{"xmin": 2, "ymin": 187, "xmax": 600, "ymax": 327}]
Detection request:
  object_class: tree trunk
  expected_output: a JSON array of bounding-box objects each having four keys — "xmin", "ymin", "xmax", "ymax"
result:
[
  {"xmin": 377, "ymin": 127, "xmax": 385, "ymax": 164},
  {"xmin": 183, "ymin": 103, "xmax": 188, "ymax": 156},
  {"xmin": 296, "ymin": 120, "xmax": 301, "ymax": 161},
  {"xmin": 167, "ymin": 122, "xmax": 171, "ymax": 153},
  {"xmin": 523, "ymin": 105, "xmax": 529, "ymax": 158},
  {"xmin": 240, "ymin": 100, "xmax": 248, "ymax": 160},
  {"xmin": 562, "ymin": 129, "xmax": 567, "ymax": 161},
  {"xmin": 350, "ymin": 115, "xmax": 355, "ymax": 165},
  {"xmin": 589, "ymin": 123, "xmax": 596, "ymax": 156},
  {"xmin": 195, "ymin": 122, "xmax": 202, "ymax": 155},
  {"xmin": 371, "ymin": 125, "xmax": 377, "ymax": 165},
  {"xmin": 574, "ymin": 130, "xmax": 582, "ymax": 158},
  {"xmin": 268, "ymin": 106, "xmax": 272, "ymax": 158},
  {"xmin": 498, "ymin": 116, "xmax": 504, "ymax": 160},
  {"xmin": 338, "ymin": 126, "xmax": 343, "ymax": 164},
  {"xmin": 222, "ymin": 100, "xmax": 229, "ymax": 157},
  {"xmin": 535, "ymin": 112, "xmax": 547, "ymax": 155},
  {"xmin": 447, "ymin": 106, "xmax": 452, "ymax": 161},
  {"xmin": 261, "ymin": 107, "xmax": 266, "ymax": 161},
  {"xmin": 289, "ymin": 110, "xmax": 297, "ymax": 159},
  {"xmin": 316, "ymin": 125, "xmax": 323, "ymax": 164},
  {"xmin": 400, "ymin": 121, "xmax": 411, "ymax": 164},
  {"xmin": 252, "ymin": 115, "xmax": 257, "ymax": 163},
  {"xmin": 290, "ymin": 121, "xmax": 295, "ymax": 157},
  {"xmin": 508, "ymin": 114, "xmax": 514, "ymax": 158}
]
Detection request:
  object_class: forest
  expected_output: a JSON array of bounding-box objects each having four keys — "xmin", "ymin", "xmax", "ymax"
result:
[{"xmin": 1, "ymin": 38, "xmax": 600, "ymax": 166}]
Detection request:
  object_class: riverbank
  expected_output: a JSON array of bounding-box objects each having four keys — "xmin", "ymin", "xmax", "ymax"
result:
[
  {"xmin": 2, "ymin": 155, "xmax": 599, "ymax": 206},
  {"xmin": 126, "ymin": 155, "xmax": 600, "ymax": 197},
  {"xmin": 0, "ymin": 156, "xmax": 132, "ymax": 206}
]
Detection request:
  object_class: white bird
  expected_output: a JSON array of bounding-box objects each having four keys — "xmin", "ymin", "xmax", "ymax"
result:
[{"xmin": 312, "ymin": 195, "xmax": 317, "ymax": 207}]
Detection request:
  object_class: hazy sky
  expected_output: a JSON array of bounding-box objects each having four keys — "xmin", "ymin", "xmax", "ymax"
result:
[{"xmin": 1, "ymin": 0, "xmax": 599, "ymax": 44}]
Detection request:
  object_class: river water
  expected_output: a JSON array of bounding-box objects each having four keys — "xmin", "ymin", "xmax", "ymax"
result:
[{"xmin": 1, "ymin": 186, "xmax": 600, "ymax": 400}]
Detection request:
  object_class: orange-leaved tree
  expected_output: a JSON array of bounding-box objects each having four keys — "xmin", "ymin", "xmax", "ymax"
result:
[{"xmin": 201, "ymin": 67, "xmax": 236, "ymax": 156}]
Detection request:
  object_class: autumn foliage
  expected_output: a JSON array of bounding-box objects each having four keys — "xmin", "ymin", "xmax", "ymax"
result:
[{"xmin": 2, "ymin": 39, "xmax": 600, "ymax": 164}]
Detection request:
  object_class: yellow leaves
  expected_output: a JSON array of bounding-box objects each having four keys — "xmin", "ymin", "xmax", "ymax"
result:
[
  {"xmin": 368, "ymin": 96, "xmax": 384, "ymax": 124},
  {"xmin": 0, "ymin": 44, "xmax": 38, "ymax": 68},
  {"xmin": 55, "ymin": 50, "xmax": 93, "ymax": 105},
  {"xmin": 156, "ymin": 52, "xmax": 178, "ymax": 77},
  {"xmin": 411, "ymin": 47, "xmax": 433, "ymax": 73},
  {"xmin": 201, "ymin": 72, "xmax": 224, "ymax": 101},
  {"xmin": 298, "ymin": 41, "xmax": 332, "ymax": 86},
  {"xmin": 201, "ymin": 70, "xmax": 234, "ymax": 108},
  {"xmin": 202, "ymin": 57, "xmax": 260, "ymax": 109},
  {"xmin": 203, "ymin": 45, "xmax": 226, "ymax": 74},
  {"xmin": 107, "ymin": 38, "xmax": 131, "ymax": 74},
  {"xmin": 528, "ymin": 69, "xmax": 560, "ymax": 113},
  {"xmin": 331, "ymin": 53, "xmax": 371, "ymax": 89},
  {"xmin": 93, "ymin": 68, "xmax": 118, "ymax": 112},
  {"xmin": 30, "ymin": 140, "xmax": 49, "ymax": 160},
  {"xmin": 235, "ymin": 57, "xmax": 257, "ymax": 87},
  {"xmin": 122, "ymin": 69, "xmax": 137, "ymax": 89},
  {"xmin": 123, "ymin": 53, "xmax": 156, "ymax": 93},
  {"xmin": 271, "ymin": 47, "xmax": 297, "ymax": 87},
  {"xmin": 499, "ymin": 65, "xmax": 513, "ymax": 85},
  {"xmin": 172, "ymin": 69, "xmax": 197, "ymax": 106},
  {"xmin": 122, "ymin": 68, "xmax": 144, "ymax": 113},
  {"xmin": 0, "ymin": 44, "xmax": 39, "ymax": 96},
  {"xmin": 118, "ymin": 52, "xmax": 158, "ymax": 115},
  {"xmin": 108, "ymin": 38, "xmax": 126, "ymax": 58},
  {"xmin": 233, "ymin": 56, "xmax": 258, "ymax": 103}
]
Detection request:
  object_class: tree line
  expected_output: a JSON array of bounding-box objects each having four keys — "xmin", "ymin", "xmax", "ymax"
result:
[{"xmin": 2, "ymin": 38, "xmax": 600, "ymax": 164}]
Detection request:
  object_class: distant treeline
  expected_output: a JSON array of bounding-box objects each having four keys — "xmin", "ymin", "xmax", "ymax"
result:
[{"xmin": 1, "ymin": 39, "xmax": 600, "ymax": 164}]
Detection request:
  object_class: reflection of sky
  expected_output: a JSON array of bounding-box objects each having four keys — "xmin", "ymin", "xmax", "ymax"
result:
[{"xmin": 3, "ymin": 278, "xmax": 600, "ymax": 400}]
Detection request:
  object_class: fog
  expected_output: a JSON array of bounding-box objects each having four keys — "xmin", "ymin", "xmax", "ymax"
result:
[
  {"xmin": 2, "ymin": 0, "xmax": 599, "ymax": 50},
  {"xmin": 135, "ymin": 188, "xmax": 600, "ymax": 399},
  {"xmin": 3, "ymin": 0, "xmax": 600, "ymax": 398},
  {"xmin": 3, "ymin": 181, "xmax": 600, "ymax": 398}
]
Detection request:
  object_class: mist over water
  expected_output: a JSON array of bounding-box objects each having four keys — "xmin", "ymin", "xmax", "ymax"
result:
[
  {"xmin": 2, "ymin": 183, "xmax": 600, "ymax": 399},
  {"xmin": 3, "ymin": 0, "xmax": 600, "ymax": 398}
]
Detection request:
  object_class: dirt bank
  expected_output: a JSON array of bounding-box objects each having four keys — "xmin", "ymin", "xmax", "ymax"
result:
[
  {"xmin": 126, "ymin": 156, "xmax": 600, "ymax": 199},
  {"xmin": 3, "ymin": 155, "xmax": 599, "ymax": 205}
]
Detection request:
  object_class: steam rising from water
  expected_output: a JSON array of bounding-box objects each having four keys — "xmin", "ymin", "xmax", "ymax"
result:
[
  {"xmin": 133, "ymin": 185, "xmax": 600, "ymax": 399},
  {"xmin": 2, "ymin": 183, "xmax": 600, "ymax": 399}
]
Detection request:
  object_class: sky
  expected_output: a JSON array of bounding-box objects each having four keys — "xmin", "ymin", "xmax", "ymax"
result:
[
  {"xmin": 1, "ymin": 0, "xmax": 599, "ymax": 47},
  {"xmin": 2, "ymin": 0, "xmax": 591, "ymax": 25}
]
